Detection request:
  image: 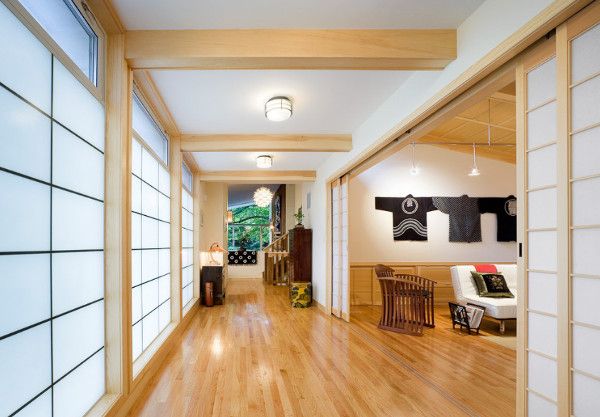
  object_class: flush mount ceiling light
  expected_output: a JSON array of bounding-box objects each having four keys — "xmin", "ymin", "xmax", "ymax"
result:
[
  {"xmin": 253, "ymin": 187, "xmax": 273, "ymax": 207},
  {"xmin": 468, "ymin": 143, "xmax": 481, "ymax": 177},
  {"xmin": 265, "ymin": 96, "xmax": 292, "ymax": 122},
  {"xmin": 256, "ymin": 155, "xmax": 273, "ymax": 169}
]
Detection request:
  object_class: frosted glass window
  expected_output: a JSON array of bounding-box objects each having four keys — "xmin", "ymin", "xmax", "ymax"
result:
[
  {"xmin": 52, "ymin": 251, "xmax": 103, "ymax": 315},
  {"xmin": 572, "ymin": 372, "xmax": 600, "ymax": 417},
  {"xmin": 53, "ymin": 350, "xmax": 105, "ymax": 417},
  {"xmin": 132, "ymin": 323, "xmax": 142, "ymax": 360},
  {"xmin": 158, "ymin": 222, "xmax": 170, "ymax": 248},
  {"xmin": 132, "ymin": 138, "xmax": 142, "ymax": 177},
  {"xmin": 527, "ymin": 57, "xmax": 556, "ymax": 110},
  {"xmin": 159, "ymin": 165, "xmax": 170, "ymax": 195},
  {"xmin": 158, "ymin": 249, "xmax": 170, "ymax": 276},
  {"xmin": 142, "ymin": 309, "xmax": 159, "ymax": 349},
  {"xmin": 0, "ymin": 1, "xmax": 52, "ymax": 113},
  {"xmin": 527, "ymin": 101, "xmax": 557, "ymax": 149},
  {"xmin": 132, "ymin": 175, "xmax": 142, "ymax": 213},
  {"xmin": 0, "ymin": 324, "xmax": 51, "ymax": 416},
  {"xmin": 571, "ymin": 74, "xmax": 600, "ymax": 132},
  {"xmin": 14, "ymin": 390, "xmax": 52, "ymax": 417},
  {"xmin": 528, "ymin": 188, "xmax": 557, "ymax": 229},
  {"xmin": 0, "ymin": 254, "xmax": 50, "ymax": 337},
  {"xmin": 141, "ymin": 217, "xmax": 159, "ymax": 249},
  {"xmin": 159, "ymin": 302, "xmax": 170, "ymax": 331},
  {"xmin": 571, "ymin": 125, "xmax": 600, "ymax": 179},
  {"xmin": 182, "ymin": 185, "xmax": 194, "ymax": 309},
  {"xmin": 182, "ymin": 163, "xmax": 192, "ymax": 192},
  {"xmin": 132, "ymin": 286, "xmax": 142, "ymax": 324},
  {"xmin": 572, "ymin": 277, "xmax": 600, "ymax": 327},
  {"xmin": 52, "ymin": 301, "xmax": 104, "ymax": 380},
  {"xmin": 141, "ymin": 250, "xmax": 159, "ymax": 283},
  {"xmin": 528, "ymin": 313, "xmax": 557, "ymax": 357},
  {"xmin": 132, "ymin": 250, "xmax": 142, "ymax": 287},
  {"xmin": 0, "ymin": 171, "xmax": 50, "ymax": 252},
  {"xmin": 528, "ymin": 272, "xmax": 557, "ymax": 315},
  {"xmin": 132, "ymin": 213, "xmax": 142, "ymax": 250},
  {"xmin": 141, "ymin": 182, "xmax": 158, "ymax": 218},
  {"xmin": 0, "ymin": 87, "xmax": 51, "ymax": 181},
  {"xmin": 158, "ymin": 194, "xmax": 170, "ymax": 222},
  {"xmin": 52, "ymin": 189, "xmax": 103, "ymax": 251},
  {"xmin": 53, "ymin": 122, "xmax": 104, "ymax": 200},
  {"xmin": 141, "ymin": 148, "xmax": 159, "ymax": 188},
  {"xmin": 159, "ymin": 275, "xmax": 170, "ymax": 304},
  {"xmin": 572, "ymin": 177, "xmax": 600, "ymax": 226},
  {"xmin": 571, "ymin": 23, "xmax": 600, "ymax": 84},
  {"xmin": 52, "ymin": 58, "xmax": 104, "ymax": 151},
  {"xmin": 133, "ymin": 94, "xmax": 168, "ymax": 164},
  {"xmin": 527, "ymin": 392, "xmax": 557, "ymax": 417},
  {"xmin": 141, "ymin": 281, "xmax": 159, "ymax": 316},
  {"xmin": 572, "ymin": 324, "xmax": 600, "ymax": 378},
  {"xmin": 572, "ymin": 229, "xmax": 600, "ymax": 276},
  {"xmin": 528, "ymin": 231, "xmax": 557, "ymax": 271},
  {"xmin": 528, "ymin": 352, "xmax": 557, "ymax": 401},
  {"xmin": 528, "ymin": 145, "xmax": 557, "ymax": 189}
]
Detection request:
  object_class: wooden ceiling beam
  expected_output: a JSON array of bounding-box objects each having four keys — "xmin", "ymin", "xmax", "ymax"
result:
[
  {"xmin": 124, "ymin": 29, "xmax": 456, "ymax": 70},
  {"xmin": 198, "ymin": 170, "xmax": 316, "ymax": 183},
  {"xmin": 180, "ymin": 134, "xmax": 352, "ymax": 152}
]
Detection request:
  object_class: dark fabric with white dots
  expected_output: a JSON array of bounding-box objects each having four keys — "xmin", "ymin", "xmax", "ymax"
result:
[
  {"xmin": 432, "ymin": 195, "xmax": 481, "ymax": 242},
  {"xmin": 228, "ymin": 251, "xmax": 257, "ymax": 265}
]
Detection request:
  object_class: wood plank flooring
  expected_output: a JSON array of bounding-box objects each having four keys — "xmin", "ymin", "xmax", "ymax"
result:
[{"xmin": 127, "ymin": 279, "xmax": 515, "ymax": 417}]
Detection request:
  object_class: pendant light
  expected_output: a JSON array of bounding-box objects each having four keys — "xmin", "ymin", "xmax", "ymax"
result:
[
  {"xmin": 409, "ymin": 142, "xmax": 419, "ymax": 176},
  {"xmin": 253, "ymin": 187, "xmax": 273, "ymax": 207},
  {"xmin": 468, "ymin": 143, "xmax": 481, "ymax": 176}
]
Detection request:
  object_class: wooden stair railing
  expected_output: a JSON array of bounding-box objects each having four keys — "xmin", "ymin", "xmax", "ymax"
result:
[{"xmin": 263, "ymin": 232, "xmax": 289, "ymax": 285}]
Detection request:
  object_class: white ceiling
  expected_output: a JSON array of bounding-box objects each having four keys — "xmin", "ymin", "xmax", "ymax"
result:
[
  {"xmin": 151, "ymin": 70, "xmax": 413, "ymax": 134},
  {"xmin": 193, "ymin": 152, "xmax": 331, "ymax": 171},
  {"xmin": 228, "ymin": 184, "xmax": 280, "ymax": 208},
  {"xmin": 112, "ymin": 0, "xmax": 483, "ymax": 30}
]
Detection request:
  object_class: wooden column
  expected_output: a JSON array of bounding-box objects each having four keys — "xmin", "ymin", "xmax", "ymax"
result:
[{"xmin": 170, "ymin": 136, "xmax": 182, "ymax": 322}]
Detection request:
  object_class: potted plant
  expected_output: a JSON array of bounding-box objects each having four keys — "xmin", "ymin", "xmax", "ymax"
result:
[{"xmin": 294, "ymin": 206, "xmax": 305, "ymax": 228}]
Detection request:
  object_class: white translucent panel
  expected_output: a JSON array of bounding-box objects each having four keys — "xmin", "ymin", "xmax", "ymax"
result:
[
  {"xmin": 132, "ymin": 138, "xmax": 142, "ymax": 177},
  {"xmin": 0, "ymin": 254, "xmax": 49, "ymax": 336},
  {"xmin": 528, "ymin": 272, "xmax": 557, "ymax": 315},
  {"xmin": 53, "ymin": 349, "xmax": 105, "ymax": 417},
  {"xmin": 571, "ymin": 23, "xmax": 600, "ymax": 84},
  {"xmin": 141, "ymin": 148, "xmax": 159, "ymax": 187},
  {"xmin": 0, "ymin": 87, "xmax": 51, "ymax": 181},
  {"xmin": 572, "ymin": 75, "xmax": 600, "ymax": 132},
  {"xmin": 182, "ymin": 266, "xmax": 193, "ymax": 287},
  {"xmin": 527, "ymin": 188, "xmax": 556, "ymax": 229},
  {"xmin": 572, "ymin": 177, "xmax": 600, "ymax": 226},
  {"xmin": 158, "ymin": 301, "xmax": 170, "ymax": 332},
  {"xmin": 572, "ymin": 228, "xmax": 600, "ymax": 276},
  {"xmin": 53, "ymin": 123, "xmax": 103, "ymax": 200},
  {"xmin": 132, "ymin": 322, "xmax": 142, "ymax": 360},
  {"xmin": 182, "ymin": 284, "xmax": 193, "ymax": 308},
  {"xmin": 52, "ymin": 301, "xmax": 104, "ymax": 380},
  {"xmin": 0, "ymin": 171, "xmax": 50, "ymax": 252},
  {"xmin": 141, "ymin": 182, "xmax": 158, "ymax": 218},
  {"xmin": 158, "ymin": 275, "xmax": 170, "ymax": 304},
  {"xmin": 52, "ymin": 189, "xmax": 103, "ymax": 251},
  {"xmin": 158, "ymin": 222, "xmax": 170, "ymax": 248},
  {"xmin": 131, "ymin": 175, "xmax": 142, "ymax": 213},
  {"xmin": 183, "ymin": 210, "xmax": 193, "ymax": 230},
  {"xmin": 52, "ymin": 59, "xmax": 104, "ymax": 151},
  {"xmin": 133, "ymin": 94, "xmax": 168, "ymax": 163},
  {"xmin": 527, "ymin": 101, "xmax": 557, "ymax": 149},
  {"xmin": 572, "ymin": 277, "xmax": 600, "ymax": 327},
  {"xmin": 182, "ymin": 248, "xmax": 192, "ymax": 267},
  {"xmin": 573, "ymin": 371, "xmax": 600, "ymax": 417},
  {"xmin": 132, "ymin": 286, "xmax": 142, "ymax": 324},
  {"xmin": 0, "ymin": 2, "xmax": 51, "ymax": 113},
  {"xmin": 142, "ymin": 280, "xmax": 159, "ymax": 316},
  {"xmin": 572, "ymin": 125, "xmax": 600, "ymax": 179},
  {"xmin": 528, "ymin": 231, "xmax": 557, "ymax": 271},
  {"xmin": 158, "ymin": 194, "xmax": 170, "ymax": 222},
  {"xmin": 527, "ymin": 57, "xmax": 556, "ymax": 110},
  {"xmin": 183, "ymin": 229, "xmax": 193, "ymax": 247},
  {"xmin": 573, "ymin": 324, "xmax": 600, "ymax": 378},
  {"xmin": 142, "ymin": 310, "xmax": 159, "ymax": 350},
  {"xmin": 182, "ymin": 164, "xmax": 192, "ymax": 193},
  {"xmin": 141, "ymin": 249, "xmax": 159, "ymax": 282},
  {"xmin": 527, "ymin": 392, "xmax": 557, "ymax": 417},
  {"xmin": 158, "ymin": 248, "xmax": 170, "ymax": 276},
  {"xmin": 528, "ymin": 145, "xmax": 556, "ymax": 189},
  {"xmin": 0, "ymin": 323, "xmax": 51, "ymax": 417},
  {"xmin": 528, "ymin": 312, "xmax": 557, "ymax": 357},
  {"xmin": 158, "ymin": 165, "xmax": 170, "ymax": 195},
  {"xmin": 131, "ymin": 250, "xmax": 141, "ymax": 287},
  {"xmin": 182, "ymin": 189, "xmax": 193, "ymax": 211},
  {"xmin": 131, "ymin": 213, "xmax": 141, "ymax": 250},
  {"xmin": 52, "ymin": 251, "xmax": 103, "ymax": 315},
  {"xmin": 14, "ymin": 389, "xmax": 51, "ymax": 417},
  {"xmin": 528, "ymin": 352, "xmax": 557, "ymax": 401},
  {"xmin": 141, "ymin": 216, "xmax": 158, "ymax": 249}
]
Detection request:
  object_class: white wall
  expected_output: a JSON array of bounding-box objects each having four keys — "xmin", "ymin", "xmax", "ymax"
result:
[
  {"xmin": 304, "ymin": 0, "xmax": 555, "ymax": 307},
  {"xmin": 228, "ymin": 251, "xmax": 265, "ymax": 278},
  {"xmin": 349, "ymin": 146, "xmax": 516, "ymax": 263}
]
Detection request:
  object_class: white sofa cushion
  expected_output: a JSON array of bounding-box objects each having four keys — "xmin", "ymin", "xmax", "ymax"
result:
[{"xmin": 450, "ymin": 264, "xmax": 517, "ymax": 320}]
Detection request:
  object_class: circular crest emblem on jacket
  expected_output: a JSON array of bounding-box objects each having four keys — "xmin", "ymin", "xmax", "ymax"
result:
[{"xmin": 401, "ymin": 197, "xmax": 418, "ymax": 215}]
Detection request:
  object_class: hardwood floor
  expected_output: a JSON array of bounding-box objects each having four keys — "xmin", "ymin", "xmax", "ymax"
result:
[{"xmin": 127, "ymin": 279, "xmax": 515, "ymax": 417}]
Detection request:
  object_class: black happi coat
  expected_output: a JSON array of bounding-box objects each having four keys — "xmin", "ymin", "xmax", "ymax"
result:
[
  {"xmin": 375, "ymin": 195, "xmax": 436, "ymax": 241},
  {"xmin": 432, "ymin": 195, "xmax": 481, "ymax": 242},
  {"xmin": 478, "ymin": 195, "xmax": 517, "ymax": 242}
]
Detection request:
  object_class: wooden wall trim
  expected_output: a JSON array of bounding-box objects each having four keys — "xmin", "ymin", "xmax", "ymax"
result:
[{"xmin": 170, "ymin": 136, "xmax": 183, "ymax": 323}]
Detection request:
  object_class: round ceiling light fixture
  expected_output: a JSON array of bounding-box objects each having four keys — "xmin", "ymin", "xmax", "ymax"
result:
[
  {"xmin": 253, "ymin": 187, "xmax": 274, "ymax": 207},
  {"xmin": 265, "ymin": 96, "xmax": 292, "ymax": 122},
  {"xmin": 256, "ymin": 155, "xmax": 273, "ymax": 169}
]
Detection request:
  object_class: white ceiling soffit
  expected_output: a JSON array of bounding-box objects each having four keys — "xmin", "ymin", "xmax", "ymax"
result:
[
  {"xmin": 112, "ymin": 0, "xmax": 484, "ymax": 30},
  {"xmin": 228, "ymin": 184, "xmax": 279, "ymax": 208},
  {"xmin": 150, "ymin": 70, "xmax": 413, "ymax": 134},
  {"xmin": 193, "ymin": 152, "xmax": 331, "ymax": 171}
]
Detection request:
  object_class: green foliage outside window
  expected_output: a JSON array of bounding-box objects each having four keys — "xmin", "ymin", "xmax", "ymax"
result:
[{"xmin": 227, "ymin": 205, "xmax": 271, "ymax": 251}]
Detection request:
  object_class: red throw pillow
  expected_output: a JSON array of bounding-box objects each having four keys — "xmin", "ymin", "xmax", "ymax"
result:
[{"xmin": 474, "ymin": 264, "xmax": 498, "ymax": 273}]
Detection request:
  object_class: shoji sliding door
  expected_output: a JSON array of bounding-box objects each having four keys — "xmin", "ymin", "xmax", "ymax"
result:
[
  {"xmin": 181, "ymin": 163, "xmax": 194, "ymax": 311},
  {"xmin": 331, "ymin": 175, "xmax": 349, "ymax": 320},
  {"xmin": 0, "ymin": 2, "xmax": 105, "ymax": 416}
]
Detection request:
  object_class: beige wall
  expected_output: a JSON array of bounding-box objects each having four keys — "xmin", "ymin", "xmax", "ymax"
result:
[
  {"xmin": 199, "ymin": 182, "xmax": 229, "ymax": 282},
  {"xmin": 349, "ymin": 145, "xmax": 517, "ymax": 264}
]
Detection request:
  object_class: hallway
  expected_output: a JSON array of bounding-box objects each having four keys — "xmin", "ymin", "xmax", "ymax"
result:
[{"xmin": 128, "ymin": 279, "xmax": 515, "ymax": 417}]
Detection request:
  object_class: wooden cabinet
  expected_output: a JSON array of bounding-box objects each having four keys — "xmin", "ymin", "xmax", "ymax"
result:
[{"xmin": 288, "ymin": 227, "xmax": 312, "ymax": 283}]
